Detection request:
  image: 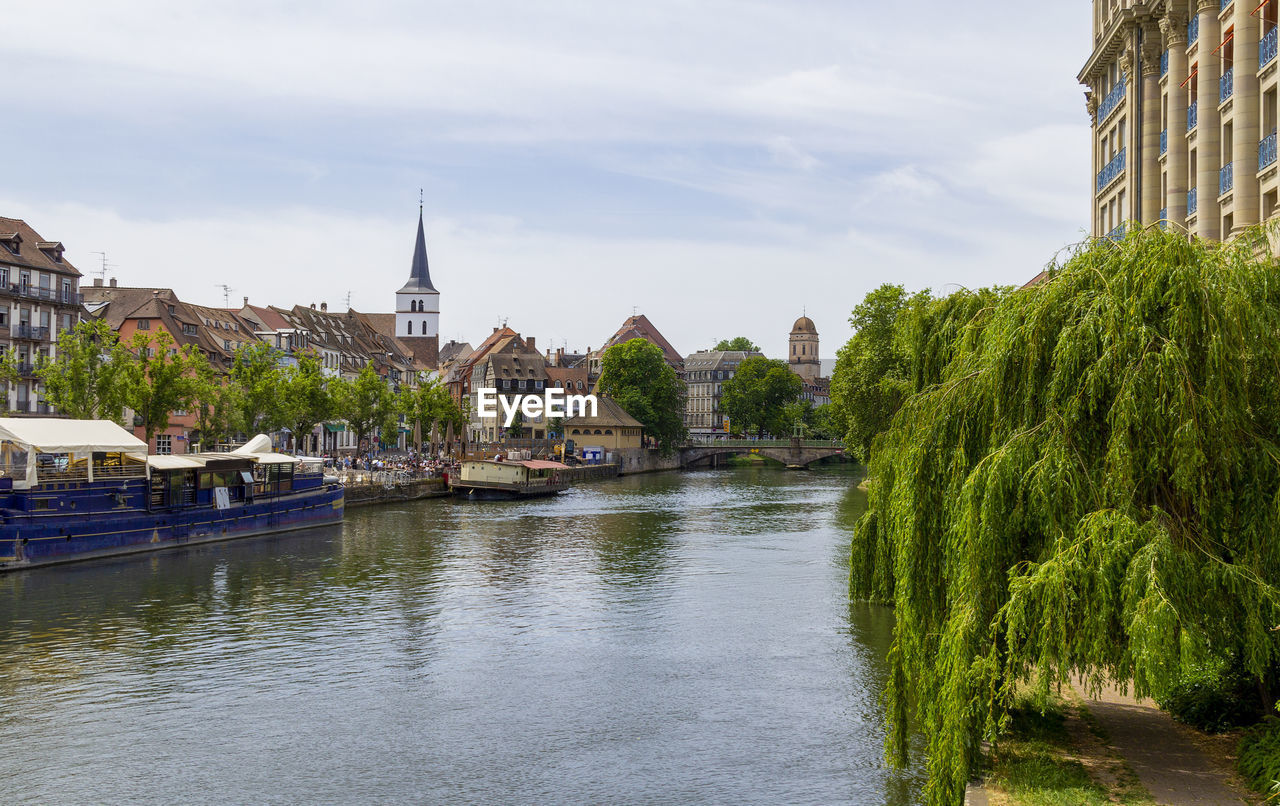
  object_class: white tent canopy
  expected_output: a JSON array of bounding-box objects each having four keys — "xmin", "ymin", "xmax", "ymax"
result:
[
  {"xmin": 232, "ymin": 433, "xmax": 299, "ymax": 465},
  {"xmin": 0, "ymin": 418, "xmax": 147, "ymax": 454}
]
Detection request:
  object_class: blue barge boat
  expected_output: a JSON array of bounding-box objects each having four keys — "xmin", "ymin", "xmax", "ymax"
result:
[{"xmin": 0, "ymin": 420, "xmax": 344, "ymax": 571}]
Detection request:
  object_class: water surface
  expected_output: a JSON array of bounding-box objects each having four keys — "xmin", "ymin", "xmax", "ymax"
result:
[{"xmin": 0, "ymin": 467, "xmax": 921, "ymax": 804}]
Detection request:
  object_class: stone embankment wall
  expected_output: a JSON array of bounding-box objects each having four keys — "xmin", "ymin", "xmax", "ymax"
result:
[
  {"xmin": 344, "ymin": 478, "xmax": 449, "ymax": 508},
  {"xmin": 616, "ymin": 448, "xmax": 682, "ymax": 475}
]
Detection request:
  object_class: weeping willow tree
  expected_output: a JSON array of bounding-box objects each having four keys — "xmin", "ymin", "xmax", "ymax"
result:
[{"xmin": 853, "ymin": 226, "xmax": 1280, "ymax": 805}]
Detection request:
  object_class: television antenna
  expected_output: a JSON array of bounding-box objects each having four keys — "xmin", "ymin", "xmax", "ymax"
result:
[
  {"xmin": 344, "ymin": 290, "xmax": 353, "ymax": 309},
  {"xmin": 89, "ymin": 251, "xmax": 111, "ymax": 283},
  {"xmin": 215, "ymin": 284, "xmax": 234, "ymax": 307}
]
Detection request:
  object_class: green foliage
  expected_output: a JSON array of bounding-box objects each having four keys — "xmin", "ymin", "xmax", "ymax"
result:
[
  {"xmin": 275, "ymin": 353, "xmax": 333, "ymax": 452},
  {"xmin": 331, "ymin": 364, "xmax": 398, "ymax": 454},
  {"xmin": 229, "ymin": 342, "xmax": 283, "ymax": 435},
  {"xmin": 713, "ymin": 336, "xmax": 760, "ymax": 352},
  {"xmin": 398, "ymin": 378, "xmax": 465, "ymax": 450},
  {"xmin": 191, "ymin": 362, "xmax": 238, "ymax": 450},
  {"xmin": 1157, "ymin": 653, "xmax": 1267, "ymax": 733},
  {"xmin": 720, "ymin": 355, "xmax": 802, "ymax": 438},
  {"xmin": 597, "ymin": 338, "xmax": 686, "ymax": 454},
  {"xmin": 122, "ymin": 330, "xmax": 205, "ymax": 444},
  {"xmin": 35, "ymin": 319, "xmax": 130, "ymax": 421},
  {"xmin": 829, "ymin": 285, "xmax": 916, "ymax": 460},
  {"xmin": 830, "ymin": 284, "xmax": 1007, "ymax": 462},
  {"xmin": 1238, "ymin": 718, "xmax": 1280, "ymax": 796},
  {"xmin": 852, "ymin": 227, "xmax": 1280, "ymax": 805}
]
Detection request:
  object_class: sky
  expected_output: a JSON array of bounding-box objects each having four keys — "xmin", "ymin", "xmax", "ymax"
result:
[{"xmin": 1, "ymin": 1, "xmax": 1092, "ymax": 360}]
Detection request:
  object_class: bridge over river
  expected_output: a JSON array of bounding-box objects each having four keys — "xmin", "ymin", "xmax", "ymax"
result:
[{"xmin": 679, "ymin": 438, "xmax": 847, "ymax": 469}]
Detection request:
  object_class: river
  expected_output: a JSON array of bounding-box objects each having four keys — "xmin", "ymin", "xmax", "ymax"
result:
[{"xmin": 0, "ymin": 466, "xmax": 922, "ymax": 804}]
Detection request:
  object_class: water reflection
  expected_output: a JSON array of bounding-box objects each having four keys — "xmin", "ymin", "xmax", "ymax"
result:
[{"xmin": 0, "ymin": 467, "xmax": 920, "ymax": 805}]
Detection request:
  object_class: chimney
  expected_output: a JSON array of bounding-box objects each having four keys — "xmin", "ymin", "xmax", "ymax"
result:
[
  {"xmin": 526, "ymin": 336, "xmax": 535, "ymax": 351},
  {"xmin": 109, "ymin": 278, "xmax": 117, "ymax": 288},
  {"xmin": 493, "ymin": 327, "xmax": 499, "ymax": 333},
  {"xmin": 243, "ymin": 296, "xmax": 249, "ymax": 307},
  {"xmin": 93, "ymin": 278, "xmax": 103, "ymax": 287},
  {"xmin": 320, "ymin": 302, "xmax": 327, "ymax": 312},
  {"xmin": 310, "ymin": 303, "xmax": 316, "ymax": 310}
]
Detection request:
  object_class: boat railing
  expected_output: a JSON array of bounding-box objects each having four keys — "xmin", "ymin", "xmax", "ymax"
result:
[{"xmin": 36, "ymin": 464, "xmax": 146, "ymax": 483}]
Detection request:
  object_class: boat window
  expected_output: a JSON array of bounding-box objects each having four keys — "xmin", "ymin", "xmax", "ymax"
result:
[
  {"xmin": 31, "ymin": 498, "xmax": 53, "ymax": 510},
  {"xmin": 239, "ymin": 471, "xmax": 254, "ymax": 485}
]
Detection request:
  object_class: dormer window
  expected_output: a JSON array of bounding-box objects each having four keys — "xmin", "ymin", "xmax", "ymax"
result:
[
  {"xmin": 0, "ymin": 234, "xmax": 21, "ymax": 256},
  {"xmin": 36, "ymin": 242, "xmax": 63, "ymax": 263}
]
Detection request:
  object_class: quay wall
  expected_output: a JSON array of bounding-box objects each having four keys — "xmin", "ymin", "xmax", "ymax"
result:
[
  {"xmin": 616, "ymin": 448, "xmax": 682, "ymax": 475},
  {"xmin": 344, "ymin": 478, "xmax": 449, "ymax": 508}
]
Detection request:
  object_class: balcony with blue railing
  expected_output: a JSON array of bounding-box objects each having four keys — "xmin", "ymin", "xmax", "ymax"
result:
[
  {"xmin": 1161, "ymin": 50, "xmax": 1169, "ymax": 77},
  {"xmin": 1188, "ymin": 187, "xmax": 1199, "ymax": 216},
  {"xmin": 1158, "ymin": 208, "xmax": 1168, "ymax": 229},
  {"xmin": 1188, "ymin": 100, "xmax": 1198, "ymax": 132},
  {"xmin": 1221, "ymin": 67, "xmax": 1234, "ymax": 103},
  {"xmin": 1106, "ymin": 223, "xmax": 1126, "ymax": 242},
  {"xmin": 1221, "ymin": 162, "xmax": 1235, "ymax": 196},
  {"xmin": 1264, "ymin": 27, "xmax": 1279, "ymax": 69},
  {"xmin": 1221, "ymin": 0, "xmax": 1232, "ymax": 10},
  {"xmin": 1189, "ymin": 15, "xmax": 1200, "ymax": 45},
  {"xmin": 1261, "ymin": 131, "xmax": 1279, "ymax": 170},
  {"xmin": 1160, "ymin": 129, "xmax": 1168, "ymax": 155},
  {"xmin": 1096, "ymin": 148, "xmax": 1126, "ymax": 193},
  {"xmin": 1097, "ymin": 78, "xmax": 1126, "ymax": 122}
]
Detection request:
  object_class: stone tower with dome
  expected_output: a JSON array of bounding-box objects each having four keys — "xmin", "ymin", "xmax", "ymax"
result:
[{"xmin": 789, "ymin": 314, "xmax": 820, "ymax": 383}]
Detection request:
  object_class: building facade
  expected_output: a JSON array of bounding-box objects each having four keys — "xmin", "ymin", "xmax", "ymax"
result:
[
  {"xmin": 683, "ymin": 349, "xmax": 761, "ymax": 437},
  {"xmin": 1084, "ymin": 0, "xmax": 1280, "ymax": 240},
  {"xmin": 0, "ymin": 217, "xmax": 84, "ymax": 414}
]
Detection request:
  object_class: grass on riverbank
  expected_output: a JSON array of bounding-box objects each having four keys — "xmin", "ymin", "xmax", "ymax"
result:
[{"xmin": 985, "ymin": 694, "xmax": 1154, "ymax": 806}]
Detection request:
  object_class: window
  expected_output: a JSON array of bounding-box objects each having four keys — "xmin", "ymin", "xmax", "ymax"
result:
[
  {"xmin": 183, "ymin": 323, "xmax": 197, "ymax": 336},
  {"xmin": 137, "ymin": 319, "xmax": 150, "ymax": 330},
  {"xmin": 408, "ymin": 321, "xmax": 413, "ymax": 335},
  {"xmin": 224, "ymin": 340, "xmax": 231, "ymax": 350},
  {"xmin": 421, "ymin": 320, "xmax": 427, "ymax": 333},
  {"xmin": 167, "ymin": 305, "xmax": 175, "ymax": 316},
  {"xmin": 156, "ymin": 434, "xmax": 172, "ymax": 455}
]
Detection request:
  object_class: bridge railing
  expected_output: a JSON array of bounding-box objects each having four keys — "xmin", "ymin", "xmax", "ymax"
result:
[{"xmin": 682, "ymin": 438, "xmax": 844, "ymax": 449}]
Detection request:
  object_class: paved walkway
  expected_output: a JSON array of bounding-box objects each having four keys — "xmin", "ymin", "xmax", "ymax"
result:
[{"xmin": 1079, "ymin": 683, "xmax": 1249, "ymax": 804}]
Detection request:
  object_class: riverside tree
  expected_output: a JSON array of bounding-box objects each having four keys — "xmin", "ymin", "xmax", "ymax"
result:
[
  {"xmin": 398, "ymin": 379, "xmax": 465, "ymax": 451},
  {"xmin": 35, "ymin": 319, "xmax": 130, "ymax": 421},
  {"xmin": 122, "ymin": 330, "xmax": 205, "ymax": 445},
  {"xmin": 332, "ymin": 363, "xmax": 398, "ymax": 455},
  {"xmin": 854, "ymin": 227, "xmax": 1280, "ymax": 805},
  {"xmin": 713, "ymin": 336, "xmax": 760, "ymax": 352},
  {"xmin": 229, "ymin": 342, "xmax": 282, "ymax": 435},
  {"xmin": 275, "ymin": 353, "xmax": 333, "ymax": 453},
  {"xmin": 597, "ymin": 338, "xmax": 686, "ymax": 454},
  {"xmin": 719, "ymin": 356, "xmax": 801, "ymax": 438}
]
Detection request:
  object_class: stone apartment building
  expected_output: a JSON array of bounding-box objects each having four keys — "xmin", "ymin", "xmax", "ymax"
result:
[
  {"xmin": 1085, "ymin": 0, "xmax": 1280, "ymax": 240},
  {"xmin": 683, "ymin": 349, "xmax": 761, "ymax": 437},
  {"xmin": 0, "ymin": 217, "xmax": 85, "ymax": 414}
]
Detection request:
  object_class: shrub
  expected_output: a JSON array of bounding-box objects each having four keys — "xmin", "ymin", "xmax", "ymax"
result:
[
  {"xmin": 1158, "ymin": 656, "xmax": 1265, "ymax": 733},
  {"xmin": 1238, "ymin": 719, "xmax": 1280, "ymax": 796}
]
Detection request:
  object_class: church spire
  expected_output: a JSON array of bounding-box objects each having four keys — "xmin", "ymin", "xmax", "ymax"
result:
[{"xmin": 399, "ymin": 207, "xmax": 437, "ymax": 294}]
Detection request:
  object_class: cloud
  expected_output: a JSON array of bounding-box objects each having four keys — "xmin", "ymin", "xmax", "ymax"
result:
[{"xmin": 0, "ymin": 1, "xmax": 1097, "ymax": 362}]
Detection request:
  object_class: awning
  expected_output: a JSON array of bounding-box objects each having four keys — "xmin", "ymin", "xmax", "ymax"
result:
[
  {"xmin": 1180, "ymin": 66, "xmax": 1199, "ymax": 88},
  {"xmin": 1212, "ymin": 28, "xmax": 1235, "ymax": 55},
  {"xmin": 148, "ymin": 455, "xmax": 207, "ymax": 470},
  {"xmin": 324, "ymin": 423, "xmax": 345, "ymax": 433},
  {"xmin": 519, "ymin": 460, "xmax": 570, "ymax": 470},
  {"xmin": 0, "ymin": 418, "xmax": 147, "ymax": 454}
]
